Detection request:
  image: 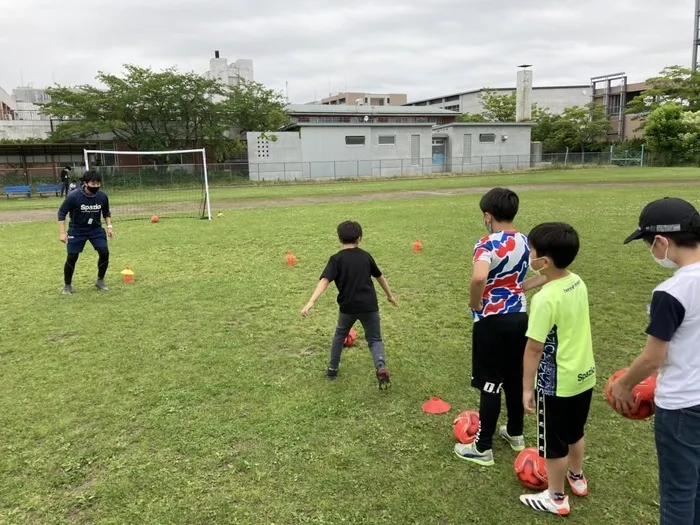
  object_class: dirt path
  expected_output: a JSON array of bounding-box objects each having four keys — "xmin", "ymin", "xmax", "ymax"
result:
[{"xmin": 2, "ymin": 179, "xmax": 699, "ymax": 224}]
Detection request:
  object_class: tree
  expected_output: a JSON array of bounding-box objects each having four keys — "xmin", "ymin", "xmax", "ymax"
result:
[
  {"xmin": 41, "ymin": 65, "xmax": 288, "ymax": 159},
  {"xmin": 627, "ymin": 66, "xmax": 700, "ymax": 115},
  {"xmin": 222, "ymin": 80, "xmax": 288, "ymax": 134},
  {"xmin": 550, "ymin": 103, "xmax": 610, "ymax": 153},
  {"xmin": 645, "ymin": 104, "xmax": 696, "ymax": 165}
]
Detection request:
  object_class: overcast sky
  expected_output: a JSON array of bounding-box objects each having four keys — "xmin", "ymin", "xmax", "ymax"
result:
[{"xmin": 1, "ymin": 0, "xmax": 693, "ymax": 104}]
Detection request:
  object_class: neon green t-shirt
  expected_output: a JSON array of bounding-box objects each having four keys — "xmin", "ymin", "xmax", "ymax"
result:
[{"xmin": 526, "ymin": 272, "xmax": 596, "ymax": 397}]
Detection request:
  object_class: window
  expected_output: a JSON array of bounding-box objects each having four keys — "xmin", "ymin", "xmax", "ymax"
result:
[
  {"xmin": 378, "ymin": 135, "xmax": 395, "ymax": 145},
  {"xmin": 345, "ymin": 136, "xmax": 366, "ymax": 146},
  {"xmin": 479, "ymin": 133, "xmax": 497, "ymax": 143},
  {"xmin": 444, "ymin": 104, "xmax": 460, "ymax": 111}
]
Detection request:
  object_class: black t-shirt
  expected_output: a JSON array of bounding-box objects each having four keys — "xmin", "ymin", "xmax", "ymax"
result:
[
  {"xmin": 57, "ymin": 188, "xmax": 111, "ymax": 230},
  {"xmin": 321, "ymin": 247, "xmax": 382, "ymax": 314},
  {"xmin": 60, "ymin": 169, "xmax": 70, "ymax": 182}
]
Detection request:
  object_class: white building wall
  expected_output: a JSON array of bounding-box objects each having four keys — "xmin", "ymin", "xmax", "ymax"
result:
[
  {"xmin": 247, "ymin": 125, "xmax": 433, "ymax": 180},
  {"xmin": 0, "ymin": 87, "xmax": 15, "ymax": 109},
  {"xmin": 438, "ymin": 124, "xmax": 532, "ymax": 173},
  {"xmin": 0, "ymin": 120, "xmax": 52, "ymax": 140}
]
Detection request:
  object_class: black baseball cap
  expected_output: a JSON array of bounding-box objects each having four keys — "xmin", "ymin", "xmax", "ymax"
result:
[{"xmin": 624, "ymin": 197, "xmax": 700, "ymax": 244}]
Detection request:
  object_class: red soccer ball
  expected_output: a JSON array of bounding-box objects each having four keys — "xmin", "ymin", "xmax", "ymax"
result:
[
  {"xmin": 453, "ymin": 410, "xmax": 480, "ymax": 444},
  {"xmin": 344, "ymin": 328, "xmax": 357, "ymax": 347},
  {"xmin": 605, "ymin": 368, "xmax": 657, "ymax": 420},
  {"xmin": 514, "ymin": 447, "xmax": 549, "ymax": 490},
  {"xmin": 151, "ymin": 215, "xmax": 159, "ymax": 223}
]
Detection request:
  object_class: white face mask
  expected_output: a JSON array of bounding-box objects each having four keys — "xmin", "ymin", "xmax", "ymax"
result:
[
  {"xmin": 651, "ymin": 239, "xmax": 679, "ymax": 269},
  {"xmin": 529, "ymin": 256, "xmax": 545, "ymax": 275}
]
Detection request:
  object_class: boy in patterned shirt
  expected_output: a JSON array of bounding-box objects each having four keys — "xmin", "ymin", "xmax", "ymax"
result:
[{"xmin": 455, "ymin": 188, "xmax": 546, "ymax": 465}]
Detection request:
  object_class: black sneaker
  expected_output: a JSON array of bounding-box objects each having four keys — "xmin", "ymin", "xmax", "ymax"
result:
[
  {"xmin": 376, "ymin": 368, "xmax": 391, "ymax": 390},
  {"xmin": 95, "ymin": 279, "xmax": 109, "ymax": 292},
  {"xmin": 326, "ymin": 368, "xmax": 338, "ymax": 381},
  {"xmin": 61, "ymin": 285, "xmax": 73, "ymax": 296}
]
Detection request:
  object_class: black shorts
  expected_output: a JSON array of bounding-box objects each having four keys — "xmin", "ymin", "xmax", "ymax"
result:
[
  {"xmin": 471, "ymin": 312, "xmax": 528, "ymax": 394},
  {"xmin": 67, "ymin": 228, "xmax": 108, "ymax": 254},
  {"xmin": 537, "ymin": 388, "xmax": 593, "ymax": 459}
]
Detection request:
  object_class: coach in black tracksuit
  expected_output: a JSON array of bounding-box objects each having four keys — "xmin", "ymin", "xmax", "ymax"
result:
[{"xmin": 57, "ymin": 171, "xmax": 113, "ymax": 295}]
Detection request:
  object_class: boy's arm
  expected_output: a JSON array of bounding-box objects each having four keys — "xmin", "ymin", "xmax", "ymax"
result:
[
  {"xmin": 57, "ymin": 194, "xmax": 72, "ymax": 242},
  {"xmin": 376, "ymin": 275, "xmax": 398, "ymax": 307},
  {"xmin": 523, "ymin": 338, "xmax": 544, "ymax": 412},
  {"xmin": 522, "ymin": 274, "xmax": 548, "ymax": 292},
  {"xmin": 103, "ymin": 195, "xmax": 113, "ymax": 238},
  {"xmin": 469, "ymin": 261, "xmax": 490, "ymax": 311},
  {"xmin": 301, "ymin": 278, "xmax": 330, "ymax": 317}
]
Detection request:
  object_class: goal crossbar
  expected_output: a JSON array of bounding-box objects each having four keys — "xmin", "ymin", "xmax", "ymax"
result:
[{"xmin": 83, "ymin": 148, "xmax": 212, "ymax": 220}]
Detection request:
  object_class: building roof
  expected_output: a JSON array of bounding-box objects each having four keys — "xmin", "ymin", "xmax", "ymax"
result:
[
  {"xmin": 284, "ymin": 122, "xmax": 435, "ymax": 130},
  {"xmin": 433, "ymin": 122, "xmax": 535, "ymax": 130},
  {"xmin": 406, "ymin": 85, "xmax": 590, "ymax": 105},
  {"xmin": 285, "ymin": 104, "xmax": 458, "ymax": 116},
  {"xmin": 0, "ymin": 142, "xmax": 97, "ymax": 157}
]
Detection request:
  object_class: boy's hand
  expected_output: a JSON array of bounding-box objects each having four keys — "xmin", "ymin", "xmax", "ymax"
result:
[
  {"xmin": 470, "ymin": 300, "xmax": 483, "ymax": 312},
  {"xmin": 610, "ymin": 379, "xmax": 638, "ymax": 416},
  {"xmin": 387, "ymin": 295, "xmax": 399, "ymax": 307},
  {"xmin": 300, "ymin": 302, "xmax": 314, "ymax": 318},
  {"xmin": 523, "ymin": 389, "xmax": 536, "ymax": 413},
  {"xmin": 59, "ymin": 232, "xmax": 67, "ymax": 244}
]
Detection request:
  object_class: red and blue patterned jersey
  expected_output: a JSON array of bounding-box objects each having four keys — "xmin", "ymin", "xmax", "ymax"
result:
[{"xmin": 472, "ymin": 231, "xmax": 530, "ymax": 322}]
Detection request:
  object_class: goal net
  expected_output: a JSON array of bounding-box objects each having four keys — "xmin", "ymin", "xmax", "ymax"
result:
[{"xmin": 83, "ymin": 148, "xmax": 212, "ymax": 221}]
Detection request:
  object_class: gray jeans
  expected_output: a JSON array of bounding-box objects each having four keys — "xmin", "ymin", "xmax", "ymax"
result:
[{"xmin": 329, "ymin": 311, "xmax": 386, "ymax": 371}]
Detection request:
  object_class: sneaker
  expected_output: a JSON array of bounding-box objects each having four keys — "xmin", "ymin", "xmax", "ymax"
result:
[
  {"xmin": 376, "ymin": 368, "xmax": 391, "ymax": 390},
  {"xmin": 61, "ymin": 285, "xmax": 73, "ymax": 296},
  {"xmin": 454, "ymin": 443, "xmax": 495, "ymax": 466},
  {"xmin": 519, "ymin": 490, "xmax": 570, "ymax": 516},
  {"xmin": 326, "ymin": 368, "xmax": 338, "ymax": 381},
  {"xmin": 567, "ymin": 470, "xmax": 588, "ymax": 497},
  {"xmin": 500, "ymin": 426, "xmax": 526, "ymax": 451},
  {"xmin": 95, "ymin": 279, "xmax": 109, "ymax": 292}
]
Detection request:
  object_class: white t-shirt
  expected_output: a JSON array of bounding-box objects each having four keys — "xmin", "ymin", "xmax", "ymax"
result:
[{"xmin": 647, "ymin": 261, "xmax": 700, "ymax": 410}]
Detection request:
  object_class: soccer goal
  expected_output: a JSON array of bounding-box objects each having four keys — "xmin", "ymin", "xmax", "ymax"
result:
[{"xmin": 83, "ymin": 148, "xmax": 212, "ymax": 221}]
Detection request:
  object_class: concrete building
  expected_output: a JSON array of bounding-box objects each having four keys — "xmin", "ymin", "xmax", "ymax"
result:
[
  {"xmin": 590, "ymin": 73, "xmax": 647, "ymax": 141},
  {"xmin": 432, "ymin": 122, "xmax": 534, "ymax": 173},
  {"xmin": 0, "ymin": 87, "xmax": 15, "ymax": 121},
  {"xmin": 204, "ymin": 50, "xmax": 254, "ymax": 86},
  {"xmin": 321, "ymin": 92, "xmax": 407, "ymax": 106},
  {"xmin": 247, "ymin": 123, "xmax": 435, "ymax": 180},
  {"xmin": 286, "ymin": 104, "xmax": 458, "ymax": 126},
  {"xmin": 404, "ymin": 85, "xmax": 590, "ymax": 115}
]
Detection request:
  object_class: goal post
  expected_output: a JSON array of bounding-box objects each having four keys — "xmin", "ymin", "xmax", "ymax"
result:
[{"xmin": 83, "ymin": 148, "xmax": 212, "ymax": 221}]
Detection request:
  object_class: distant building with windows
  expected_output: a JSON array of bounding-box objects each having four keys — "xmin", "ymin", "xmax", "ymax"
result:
[
  {"xmin": 204, "ymin": 50, "xmax": 253, "ymax": 87},
  {"xmin": 590, "ymin": 73, "xmax": 647, "ymax": 140},
  {"xmin": 404, "ymin": 85, "xmax": 590, "ymax": 115},
  {"xmin": 320, "ymin": 92, "xmax": 407, "ymax": 106},
  {"xmin": 285, "ymin": 103, "xmax": 458, "ymax": 126}
]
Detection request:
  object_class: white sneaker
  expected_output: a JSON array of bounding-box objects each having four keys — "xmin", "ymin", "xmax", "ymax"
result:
[
  {"xmin": 499, "ymin": 425, "xmax": 525, "ymax": 451},
  {"xmin": 519, "ymin": 490, "xmax": 570, "ymax": 516},
  {"xmin": 567, "ymin": 471, "xmax": 588, "ymax": 497}
]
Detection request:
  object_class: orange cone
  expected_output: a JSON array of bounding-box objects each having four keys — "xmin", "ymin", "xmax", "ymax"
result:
[
  {"xmin": 286, "ymin": 252, "xmax": 297, "ymax": 266},
  {"xmin": 121, "ymin": 265, "xmax": 135, "ymax": 283},
  {"xmin": 412, "ymin": 239, "xmax": 423, "ymax": 253}
]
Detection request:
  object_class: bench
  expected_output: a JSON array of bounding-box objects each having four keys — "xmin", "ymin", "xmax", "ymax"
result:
[
  {"xmin": 36, "ymin": 184, "xmax": 63, "ymax": 197},
  {"xmin": 3, "ymin": 185, "xmax": 31, "ymax": 199}
]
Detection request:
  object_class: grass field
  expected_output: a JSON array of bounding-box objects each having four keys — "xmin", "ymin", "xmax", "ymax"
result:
[{"xmin": 1, "ymin": 168, "xmax": 698, "ymax": 524}]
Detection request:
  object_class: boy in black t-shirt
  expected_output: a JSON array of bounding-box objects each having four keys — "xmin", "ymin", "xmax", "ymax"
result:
[{"xmin": 301, "ymin": 221, "xmax": 398, "ymax": 389}]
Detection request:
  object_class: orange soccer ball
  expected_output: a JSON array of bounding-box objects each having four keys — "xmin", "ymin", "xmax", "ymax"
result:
[
  {"xmin": 453, "ymin": 410, "xmax": 480, "ymax": 444},
  {"xmin": 514, "ymin": 447, "xmax": 549, "ymax": 490},
  {"xmin": 151, "ymin": 215, "xmax": 159, "ymax": 223},
  {"xmin": 605, "ymin": 368, "xmax": 657, "ymax": 420},
  {"xmin": 344, "ymin": 327, "xmax": 357, "ymax": 347}
]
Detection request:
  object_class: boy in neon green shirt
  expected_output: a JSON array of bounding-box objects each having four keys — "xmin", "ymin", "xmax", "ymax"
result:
[{"xmin": 520, "ymin": 222, "xmax": 596, "ymax": 517}]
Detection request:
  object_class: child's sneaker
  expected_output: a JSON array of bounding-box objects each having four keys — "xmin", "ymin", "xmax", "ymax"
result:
[
  {"xmin": 519, "ymin": 490, "xmax": 570, "ymax": 516},
  {"xmin": 499, "ymin": 425, "xmax": 525, "ymax": 451},
  {"xmin": 376, "ymin": 368, "xmax": 391, "ymax": 390},
  {"xmin": 454, "ymin": 443, "xmax": 495, "ymax": 466},
  {"xmin": 567, "ymin": 470, "xmax": 588, "ymax": 497},
  {"xmin": 326, "ymin": 368, "xmax": 338, "ymax": 381}
]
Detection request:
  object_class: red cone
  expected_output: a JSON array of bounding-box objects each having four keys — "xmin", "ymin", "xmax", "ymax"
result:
[{"xmin": 422, "ymin": 397, "xmax": 451, "ymax": 414}]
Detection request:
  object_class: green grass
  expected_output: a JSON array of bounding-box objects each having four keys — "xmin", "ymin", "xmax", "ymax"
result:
[
  {"xmin": 1, "ymin": 166, "xmax": 698, "ymax": 212},
  {"xmin": 1, "ymin": 177, "xmax": 698, "ymax": 523}
]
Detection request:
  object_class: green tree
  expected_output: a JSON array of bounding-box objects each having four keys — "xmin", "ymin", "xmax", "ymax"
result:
[
  {"xmin": 627, "ymin": 66, "xmax": 700, "ymax": 114},
  {"xmin": 645, "ymin": 103, "xmax": 696, "ymax": 165},
  {"xmin": 41, "ymin": 65, "xmax": 287, "ymax": 159},
  {"xmin": 456, "ymin": 112, "xmax": 488, "ymax": 123},
  {"xmin": 222, "ymin": 80, "xmax": 288, "ymax": 134},
  {"xmin": 551, "ymin": 103, "xmax": 610, "ymax": 153}
]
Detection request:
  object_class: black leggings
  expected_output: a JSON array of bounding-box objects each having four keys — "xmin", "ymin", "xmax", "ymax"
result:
[{"xmin": 64, "ymin": 249, "xmax": 109, "ymax": 285}]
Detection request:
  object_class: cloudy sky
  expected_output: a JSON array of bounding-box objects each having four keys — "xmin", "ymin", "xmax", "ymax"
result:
[{"xmin": 1, "ymin": 0, "xmax": 693, "ymax": 104}]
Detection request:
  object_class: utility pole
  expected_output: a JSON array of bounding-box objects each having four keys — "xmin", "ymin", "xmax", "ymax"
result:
[{"xmin": 693, "ymin": 0, "xmax": 700, "ymax": 70}]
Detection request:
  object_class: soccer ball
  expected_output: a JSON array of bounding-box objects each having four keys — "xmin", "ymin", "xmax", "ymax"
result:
[
  {"xmin": 605, "ymin": 368, "xmax": 657, "ymax": 420},
  {"xmin": 344, "ymin": 328, "xmax": 357, "ymax": 347},
  {"xmin": 151, "ymin": 215, "xmax": 159, "ymax": 223},
  {"xmin": 514, "ymin": 447, "xmax": 548, "ymax": 490},
  {"xmin": 453, "ymin": 410, "xmax": 480, "ymax": 444}
]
